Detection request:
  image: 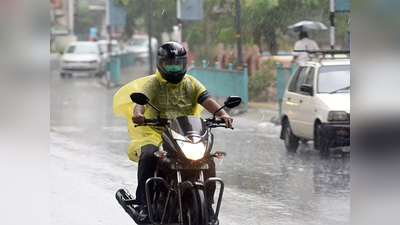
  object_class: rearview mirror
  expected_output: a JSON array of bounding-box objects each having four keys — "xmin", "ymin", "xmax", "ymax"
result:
[
  {"xmin": 300, "ymin": 84, "xmax": 313, "ymax": 95},
  {"xmin": 213, "ymin": 96, "xmax": 242, "ymax": 119},
  {"xmin": 224, "ymin": 96, "xmax": 242, "ymax": 108},
  {"xmin": 130, "ymin": 92, "xmax": 150, "ymax": 105}
]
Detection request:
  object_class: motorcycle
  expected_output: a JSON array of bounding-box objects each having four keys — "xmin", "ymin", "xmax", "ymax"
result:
[{"xmin": 116, "ymin": 92, "xmax": 242, "ymax": 225}]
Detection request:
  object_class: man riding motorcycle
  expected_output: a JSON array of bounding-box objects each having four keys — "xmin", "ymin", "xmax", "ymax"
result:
[{"xmin": 113, "ymin": 42, "xmax": 233, "ymax": 223}]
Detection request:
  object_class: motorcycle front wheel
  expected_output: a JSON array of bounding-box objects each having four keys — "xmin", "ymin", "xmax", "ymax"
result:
[{"xmin": 181, "ymin": 187, "xmax": 208, "ymax": 225}]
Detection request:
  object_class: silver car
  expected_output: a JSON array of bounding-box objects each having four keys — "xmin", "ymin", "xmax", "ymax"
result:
[
  {"xmin": 98, "ymin": 40, "xmax": 127, "ymax": 56},
  {"xmin": 125, "ymin": 35, "xmax": 158, "ymax": 63},
  {"xmin": 60, "ymin": 41, "xmax": 106, "ymax": 77}
]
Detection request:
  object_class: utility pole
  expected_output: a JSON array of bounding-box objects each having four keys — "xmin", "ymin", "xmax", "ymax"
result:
[
  {"xmin": 330, "ymin": 0, "xmax": 335, "ymax": 50},
  {"xmin": 147, "ymin": 0, "xmax": 154, "ymax": 74},
  {"xmin": 68, "ymin": 0, "xmax": 75, "ymax": 35},
  {"xmin": 235, "ymin": 0, "xmax": 243, "ymax": 70}
]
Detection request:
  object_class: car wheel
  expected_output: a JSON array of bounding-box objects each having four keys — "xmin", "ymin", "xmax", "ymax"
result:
[
  {"xmin": 60, "ymin": 73, "xmax": 66, "ymax": 78},
  {"xmin": 95, "ymin": 72, "xmax": 102, "ymax": 77},
  {"xmin": 68, "ymin": 73, "xmax": 72, "ymax": 77},
  {"xmin": 283, "ymin": 120, "xmax": 299, "ymax": 152},
  {"xmin": 315, "ymin": 124, "xmax": 330, "ymax": 155}
]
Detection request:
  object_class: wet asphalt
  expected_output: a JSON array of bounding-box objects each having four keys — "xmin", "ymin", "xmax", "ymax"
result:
[{"xmin": 50, "ymin": 61, "xmax": 350, "ymax": 225}]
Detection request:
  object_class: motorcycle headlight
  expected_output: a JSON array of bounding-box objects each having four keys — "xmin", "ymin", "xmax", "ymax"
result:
[
  {"xmin": 176, "ymin": 140, "xmax": 206, "ymax": 161},
  {"xmin": 328, "ymin": 111, "xmax": 349, "ymax": 122}
]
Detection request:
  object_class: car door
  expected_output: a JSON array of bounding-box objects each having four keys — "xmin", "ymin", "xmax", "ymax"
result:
[
  {"xmin": 297, "ymin": 67, "xmax": 316, "ymax": 138},
  {"xmin": 283, "ymin": 66, "xmax": 308, "ymax": 136}
]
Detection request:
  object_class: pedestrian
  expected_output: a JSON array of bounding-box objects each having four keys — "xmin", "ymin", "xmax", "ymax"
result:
[
  {"xmin": 113, "ymin": 42, "xmax": 233, "ymax": 223},
  {"xmin": 293, "ymin": 31, "xmax": 320, "ymax": 66},
  {"xmin": 89, "ymin": 25, "xmax": 98, "ymax": 41}
]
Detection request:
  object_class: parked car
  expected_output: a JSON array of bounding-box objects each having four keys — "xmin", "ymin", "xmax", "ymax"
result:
[
  {"xmin": 97, "ymin": 39, "xmax": 127, "ymax": 56},
  {"xmin": 59, "ymin": 41, "xmax": 106, "ymax": 77},
  {"xmin": 280, "ymin": 54, "xmax": 350, "ymax": 155},
  {"xmin": 125, "ymin": 35, "xmax": 158, "ymax": 63}
]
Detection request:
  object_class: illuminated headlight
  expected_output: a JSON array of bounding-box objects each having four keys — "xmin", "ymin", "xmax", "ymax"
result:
[
  {"xmin": 177, "ymin": 141, "xmax": 206, "ymax": 161},
  {"xmin": 328, "ymin": 111, "xmax": 349, "ymax": 122}
]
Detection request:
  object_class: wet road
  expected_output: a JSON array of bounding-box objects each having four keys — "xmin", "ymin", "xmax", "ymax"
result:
[{"xmin": 50, "ymin": 63, "xmax": 350, "ymax": 225}]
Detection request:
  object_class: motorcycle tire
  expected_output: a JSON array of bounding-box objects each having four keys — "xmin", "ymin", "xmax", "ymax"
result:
[{"xmin": 181, "ymin": 187, "xmax": 208, "ymax": 225}]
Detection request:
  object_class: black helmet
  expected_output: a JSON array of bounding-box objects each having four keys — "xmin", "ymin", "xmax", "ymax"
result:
[{"xmin": 156, "ymin": 42, "xmax": 188, "ymax": 84}]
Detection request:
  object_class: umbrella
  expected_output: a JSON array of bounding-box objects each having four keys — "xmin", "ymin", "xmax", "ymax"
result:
[{"xmin": 284, "ymin": 20, "xmax": 328, "ymax": 35}]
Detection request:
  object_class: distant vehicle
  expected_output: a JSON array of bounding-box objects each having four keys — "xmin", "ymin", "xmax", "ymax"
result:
[
  {"xmin": 59, "ymin": 41, "xmax": 106, "ymax": 78},
  {"xmin": 125, "ymin": 35, "xmax": 158, "ymax": 63},
  {"xmin": 280, "ymin": 51, "xmax": 350, "ymax": 155},
  {"xmin": 97, "ymin": 39, "xmax": 127, "ymax": 56}
]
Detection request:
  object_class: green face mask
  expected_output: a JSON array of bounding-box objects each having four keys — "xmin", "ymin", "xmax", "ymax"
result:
[{"xmin": 165, "ymin": 65, "xmax": 183, "ymax": 72}]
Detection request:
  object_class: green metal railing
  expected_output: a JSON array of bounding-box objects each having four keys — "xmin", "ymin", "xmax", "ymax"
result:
[
  {"xmin": 187, "ymin": 61, "xmax": 248, "ymax": 111},
  {"xmin": 106, "ymin": 53, "xmax": 135, "ymax": 86},
  {"xmin": 276, "ymin": 61, "xmax": 296, "ymax": 117},
  {"xmin": 107, "ymin": 58, "xmax": 121, "ymax": 86},
  {"xmin": 110, "ymin": 53, "xmax": 135, "ymax": 68}
]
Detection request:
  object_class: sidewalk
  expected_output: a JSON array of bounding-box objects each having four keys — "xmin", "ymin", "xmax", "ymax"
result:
[{"xmin": 248, "ymin": 101, "xmax": 278, "ymax": 110}]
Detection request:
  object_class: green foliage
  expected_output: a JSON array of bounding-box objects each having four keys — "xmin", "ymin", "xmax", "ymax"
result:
[
  {"xmin": 185, "ymin": 22, "xmax": 205, "ymax": 45},
  {"xmin": 115, "ymin": 0, "xmax": 129, "ymax": 6},
  {"xmin": 74, "ymin": 4, "xmax": 93, "ymax": 36},
  {"xmin": 124, "ymin": 0, "xmax": 177, "ymax": 42},
  {"xmin": 248, "ymin": 59, "xmax": 277, "ymax": 101},
  {"xmin": 217, "ymin": 28, "xmax": 236, "ymax": 45},
  {"xmin": 51, "ymin": 46, "xmax": 64, "ymax": 54}
]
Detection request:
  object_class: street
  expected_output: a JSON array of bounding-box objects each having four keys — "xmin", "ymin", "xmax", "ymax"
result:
[{"xmin": 50, "ymin": 62, "xmax": 350, "ymax": 225}]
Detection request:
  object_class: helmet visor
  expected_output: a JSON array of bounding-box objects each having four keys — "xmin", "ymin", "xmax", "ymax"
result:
[{"xmin": 159, "ymin": 56, "xmax": 187, "ymax": 72}]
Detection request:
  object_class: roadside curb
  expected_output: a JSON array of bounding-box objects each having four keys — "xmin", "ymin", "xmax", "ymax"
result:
[{"xmin": 248, "ymin": 102, "xmax": 279, "ymax": 110}]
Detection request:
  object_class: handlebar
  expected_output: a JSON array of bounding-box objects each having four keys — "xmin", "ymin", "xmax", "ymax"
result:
[
  {"xmin": 205, "ymin": 118, "xmax": 234, "ymax": 130},
  {"xmin": 134, "ymin": 117, "xmax": 169, "ymax": 127},
  {"xmin": 214, "ymin": 118, "xmax": 225, "ymax": 124},
  {"xmin": 134, "ymin": 117, "xmax": 233, "ymax": 129},
  {"xmin": 144, "ymin": 118, "xmax": 156, "ymax": 123}
]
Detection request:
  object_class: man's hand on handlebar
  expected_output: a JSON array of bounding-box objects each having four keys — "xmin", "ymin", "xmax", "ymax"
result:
[
  {"xmin": 132, "ymin": 113, "xmax": 146, "ymax": 124},
  {"xmin": 219, "ymin": 114, "xmax": 233, "ymax": 128}
]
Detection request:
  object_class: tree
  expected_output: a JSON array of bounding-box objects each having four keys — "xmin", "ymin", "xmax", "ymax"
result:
[
  {"xmin": 74, "ymin": 4, "xmax": 94, "ymax": 38},
  {"xmin": 124, "ymin": 0, "xmax": 178, "ymax": 44}
]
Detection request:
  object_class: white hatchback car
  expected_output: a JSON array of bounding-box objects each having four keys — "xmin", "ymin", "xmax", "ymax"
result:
[
  {"xmin": 280, "ymin": 57, "xmax": 350, "ymax": 154},
  {"xmin": 60, "ymin": 41, "xmax": 106, "ymax": 78}
]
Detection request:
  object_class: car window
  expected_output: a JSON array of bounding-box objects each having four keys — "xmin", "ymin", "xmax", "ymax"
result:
[
  {"xmin": 304, "ymin": 67, "xmax": 315, "ymax": 86},
  {"xmin": 67, "ymin": 45, "xmax": 99, "ymax": 54},
  {"xmin": 294, "ymin": 67, "xmax": 308, "ymax": 93},
  {"xmin": 288, "ymin": 68, "xmax": 300, "ymax": 92},
  {"xmin": 128, "ymin": 38, "xmax": 147, "ymax": 46},
  {"xmin": 318, "ymin": 65, "xmax": 350, "ymax": 93}
]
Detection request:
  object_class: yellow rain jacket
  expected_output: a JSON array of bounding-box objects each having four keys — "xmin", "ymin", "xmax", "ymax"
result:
[{"xmin": 113, "ymin": 70, "xmax": 206, "ymax": 162}]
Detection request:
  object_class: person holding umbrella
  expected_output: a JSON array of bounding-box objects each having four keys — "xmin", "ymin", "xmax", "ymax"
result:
[
  {"xmin": 293, "ymin": 31, "xmax": 320, "ymax": 66},
  {"xmin": 284, "ymin": 21, "xmax": 326, "ymax": 66}
]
